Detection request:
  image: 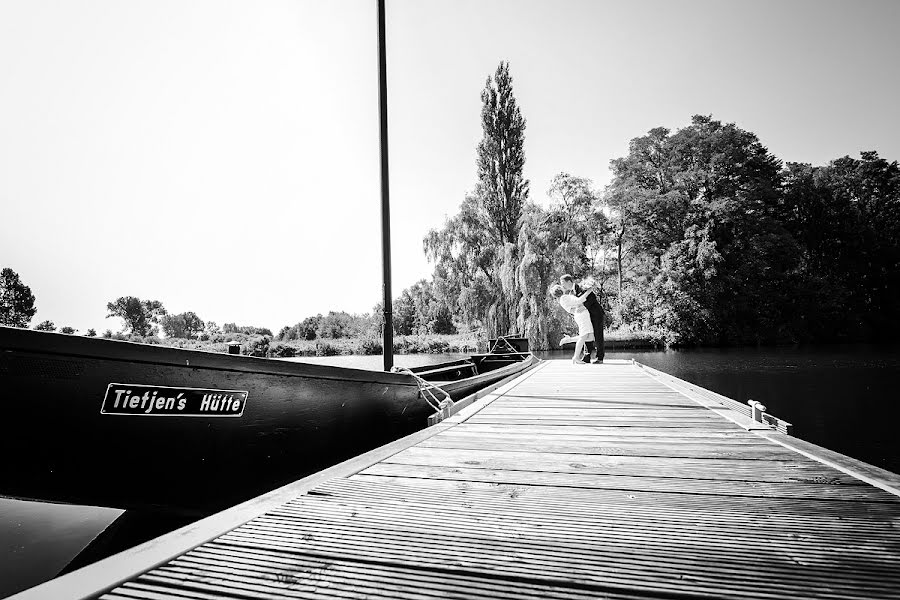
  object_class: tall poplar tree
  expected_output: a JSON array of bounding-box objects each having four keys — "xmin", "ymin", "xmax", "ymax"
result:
[
  {"xmin": 425, "ymin": 61, "xmax": 530, "ymax": 337},
  {"xmin": 477, "ymin": 62, "xmax": 529, "ymax": 335},
  {"xmin": 475, "ymin": 61, "xmax": 529, "ymax": 245}
]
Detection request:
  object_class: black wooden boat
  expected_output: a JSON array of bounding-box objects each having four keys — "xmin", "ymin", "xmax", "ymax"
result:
[{"xmin": 0, "ymin": 326, "xmax": 536, "ymax": 514}]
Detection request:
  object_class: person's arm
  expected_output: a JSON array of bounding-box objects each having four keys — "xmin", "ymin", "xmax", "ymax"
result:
[{"xmin": 576, "ymin": 287, "xmax": 595, "ymax": 302}]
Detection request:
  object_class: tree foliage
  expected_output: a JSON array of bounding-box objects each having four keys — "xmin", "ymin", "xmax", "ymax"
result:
[
  {"xmin": 316, "ymin": 311, "xmax": 369, "ymax": 339},
  {"xmin": 426, "ymin": 61, "xmax": 529, "ymax": 338},
  {"xmin": 424, "ymin": 106, "xmax": 900, "ymax": 347},
  {"xmin": 161, "ymin": 311, "xmax": 206, "ymax": 339},
  {"xmin": 34, "ymin": 320, "xmax": 55, "ymax": 331},
  {"xmin": 221, "ymin": 323, "xmax": 273, "ymax": 336},
  {"xmin": 391, "ymin": 279, "xmax": 457, "ymax": 336},
  {"xmin": 476, "ymin": 61, "xmax": 529, "ymax": 245},
  {"xmin": 106, "ymin": 296, "xmax": 166, "ymax": 336},
  {"xmin": 602, "ymin": 116, "xmax": 900, "ymax": 344},
  {"xmin": 0, "ymin": 267, "xmax": 37, "ymax": 328}
]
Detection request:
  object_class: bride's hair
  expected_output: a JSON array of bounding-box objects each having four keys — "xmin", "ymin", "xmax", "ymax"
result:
[{"xmin": 550, "ymin": 283, "xmax": 565, "ymax": 298}]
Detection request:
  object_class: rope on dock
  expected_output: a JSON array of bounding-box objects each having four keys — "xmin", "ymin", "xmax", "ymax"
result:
[{"xmin": 391, "ymin": 366, "xmax": 453, "ymax": 412}]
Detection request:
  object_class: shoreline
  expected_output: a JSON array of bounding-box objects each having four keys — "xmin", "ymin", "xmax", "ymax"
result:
[{"xmin": 138, "ymin": 330, "xmax": 658, "ymax": 357}]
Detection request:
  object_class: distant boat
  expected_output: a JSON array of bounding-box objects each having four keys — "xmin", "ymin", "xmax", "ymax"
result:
[{"xmin": 0, "ymin": 326, "xmax": 536, "ymax": 514}]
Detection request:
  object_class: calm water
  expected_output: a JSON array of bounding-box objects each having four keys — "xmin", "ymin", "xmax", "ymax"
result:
[{"xmin": 5, "ymin": 344, "xmax": 898, "ymax": 598}]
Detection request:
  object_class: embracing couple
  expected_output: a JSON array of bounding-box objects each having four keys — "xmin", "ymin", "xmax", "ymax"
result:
[{"xmin": 551, "ymin": 274, "xmax": 605, "ymax": 365}]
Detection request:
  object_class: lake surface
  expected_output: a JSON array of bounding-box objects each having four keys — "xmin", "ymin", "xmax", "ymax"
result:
[{"xmin": 295, "ymin": 343, "xmax": 900, "ymax": 474}]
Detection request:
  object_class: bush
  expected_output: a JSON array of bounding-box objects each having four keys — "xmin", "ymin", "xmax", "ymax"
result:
[
  {"xmin": 425, "ymin": 338, "xmax": 450, "ymax": 353},
  {"xmin": 359, "ymin": 337, "xmax": 383, "ymax": 355},
  {"xmin": 269, "ymin": 343, "xmax": 296, "ymax": 358},
  {"xmin": 242, "ymin": 335, "xmax": 270, "ymax": 357},
  {"xmin": 316, "ymin": 342, "xmax": 343, "ymax": 356}
]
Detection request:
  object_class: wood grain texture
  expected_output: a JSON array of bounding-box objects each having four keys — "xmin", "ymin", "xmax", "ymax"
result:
[{"xmin": 24, "ymin": 359, "xmax": 900, "ymax": 600}]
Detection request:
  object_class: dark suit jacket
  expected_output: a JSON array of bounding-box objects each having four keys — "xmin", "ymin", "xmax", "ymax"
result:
[{"xmin": 574, "ymin": 283, "xmax": 602, "ymax": 314}]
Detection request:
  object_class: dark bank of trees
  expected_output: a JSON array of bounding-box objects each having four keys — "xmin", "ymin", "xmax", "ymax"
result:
[
  {"xmin": 604, "ymin": 121, "xmax": 900, "ymax": 345},
  {"xmin": 423, "ymin": 62, "xmax": 900, "ymax": 348}
]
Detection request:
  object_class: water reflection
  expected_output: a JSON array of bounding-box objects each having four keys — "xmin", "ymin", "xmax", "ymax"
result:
[{"xmin": 0, "ymin": 498, "xmax": 121, "ymax": 598}]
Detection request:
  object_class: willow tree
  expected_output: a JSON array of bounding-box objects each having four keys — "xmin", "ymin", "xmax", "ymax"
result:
[
  {"xmin": 425, "ymin": 62, "xmax": 529, "ymax": 337},
  {"xmin": 515, "ymin": 175, "xmax": 607, "ymax": 350}
]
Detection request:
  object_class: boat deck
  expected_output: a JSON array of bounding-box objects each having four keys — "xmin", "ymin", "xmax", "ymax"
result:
[{"xmin": 16, "ymin": 359, "xmax": 900, "ymax": 600}]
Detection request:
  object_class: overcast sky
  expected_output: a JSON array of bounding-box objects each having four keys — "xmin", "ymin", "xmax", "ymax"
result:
[{"xmin": 1, "ymin": 0, "xmax": 898, "ymax": 334}]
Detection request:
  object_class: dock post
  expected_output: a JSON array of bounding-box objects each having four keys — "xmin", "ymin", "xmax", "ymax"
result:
[{"xmin": 748, "ymin": 399, "xmax": 766, "ymax": 423}]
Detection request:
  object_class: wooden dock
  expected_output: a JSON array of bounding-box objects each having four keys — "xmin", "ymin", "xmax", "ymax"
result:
[{"xmin": 15, "ymin": 359, "xmax": 900, "ymax": 600}]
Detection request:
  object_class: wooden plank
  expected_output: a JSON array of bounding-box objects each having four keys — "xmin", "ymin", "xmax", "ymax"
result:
[
  {"xmin": 349, "ymin": 474, "xmax": 900, "ymax": 519},
  {"xmin": 148, "ymin": 550, "xmax": 647, "ymax": 600},
  {"xmin": 360, "ymin": 462, "xmax": 897, "ymax": 501},
  {"xmin": 269, "ymin": 494, "xmax": 897, "ymax": 550},
  {"xmin": 449, "ymin": 422, "xmax": 765, "ymax": 438},
  {"xmin": 419, "ymin": 436, "xmax": 801, "ymax": 460},
  {"xmin": 465, "ymin": 418, "xmax": 750, "ymax": 428},
  {"xmin": 381, "ymin": 446, "xmax": 864, "ymax": 485},
  {"xmin": 216, "ymin": 515, "xmax": 899, "ymax": 599},
  {"xmin": 477, "ymin": 407, "xmax": 716, "ymax": 416},
  {"xmin": 431, "ymin": 428, "xmax": 780, "ymax": 445},
  {"xmin": 759, "ymin": 431, "xmax": 900, "ymax": 499}
]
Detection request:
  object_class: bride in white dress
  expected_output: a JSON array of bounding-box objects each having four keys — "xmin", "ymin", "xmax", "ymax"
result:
[{"xmin": 551, "ymin": 283, "xmax": 596, "ymax": 364}]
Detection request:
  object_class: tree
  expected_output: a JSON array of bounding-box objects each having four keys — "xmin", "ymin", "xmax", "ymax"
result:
[
  {"xmin": 0, "ymin": 267, "xmax": 37, "ymax": 327},
  {"xmin": 222, "ymin": 323, "xmax": 273, "ymax": 336},
  {"xmin": 425, "ymin": 194, "xmax": 498, "ymax": 330},
  {"xmin": 476, "ymin": 61, "xmax": 529, "ymax": 245},
  {"xmin": 106, "ymin": 296, "xmax": 166, "ymax": 336},
  {"xmin": 605, "ymin": 115, "xmax": 798, "ymax": 344},
  {"xmin": 546, "ymin": 173, "xmax": 609, "ymax": 279},
  {"xmin": 392, "ymin": 290, "xmax": 417, "ymax": 335},
  {"xmin": 425, "ymin": 62, "xmax": 529, "ymax": 337},
  {"xmin": 34, "ymin": 320, "xmax": 56, "ymax": 331},
  {"xmin": 85, "ymin": 328, "xmax": 97, "ymax": 337},
  {"xmin": 389, "ymin": 279, "xmax": 458, "ymax": 336},
  {"xmin": 781, "ymin": 152, "xmax": 900, "ymax": 338},
  {"xmin": 161, "ymin": 311, "xmax": 205, "ymax": 338},
  {"xmin": 513, "ymin": 175, "xmax": 609, "ymax": 350},
  {"xmin": 296, "ymin": 315, "xmax": 321, "ymax": 340},
  {"xmin": 60, "ymin": 326, "xmax": 77, "ymax": 334},
  {"xmin": 316, "ymin": 311, "xmax": 366, "ymax": 339}
]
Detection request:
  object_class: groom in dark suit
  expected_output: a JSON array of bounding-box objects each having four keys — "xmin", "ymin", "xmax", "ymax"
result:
[{"xmin": 560, "ymin": 274, "xmax": 604, "ymax": 363}]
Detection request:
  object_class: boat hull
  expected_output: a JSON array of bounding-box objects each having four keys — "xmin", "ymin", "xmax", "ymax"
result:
[{"xmin": 0, "ymin": 328, "xmax": 424, "ymax": 514}]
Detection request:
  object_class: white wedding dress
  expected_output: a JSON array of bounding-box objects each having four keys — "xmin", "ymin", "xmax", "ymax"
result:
[{"xmin": 559, "ymin": 294, "xmax": 593, "ymax": 337}]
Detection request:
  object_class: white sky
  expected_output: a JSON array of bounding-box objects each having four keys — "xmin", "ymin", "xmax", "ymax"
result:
[{"xmin": 1, "ymin": 0, "xmax": 898, "ymax": 334}]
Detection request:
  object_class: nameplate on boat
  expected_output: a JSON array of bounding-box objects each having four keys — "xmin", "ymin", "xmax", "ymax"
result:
[{"xmin": 101, "ymin": 383, "xmax": 248, "ymax": 417}]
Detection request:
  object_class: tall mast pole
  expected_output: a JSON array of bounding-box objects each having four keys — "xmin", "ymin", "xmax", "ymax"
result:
[{"xmin": 377, "ymin": 0, "xmax": 393, "ymax": 371}]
